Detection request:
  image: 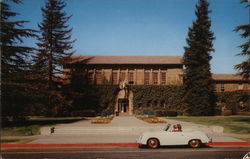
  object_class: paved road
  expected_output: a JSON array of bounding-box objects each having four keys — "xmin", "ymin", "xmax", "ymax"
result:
[{"xmin": 2, "ymin": 147, "xmax": 249, "ymax": 159}]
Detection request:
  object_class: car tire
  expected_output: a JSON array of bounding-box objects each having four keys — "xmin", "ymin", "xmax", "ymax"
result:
[
  {"xmin": 147, "ymin": 138, "xmax": 159, "ymax": 149},
  {"xmin": 188, "ymin": 139, "xmax": 201, "ymax": 148}
]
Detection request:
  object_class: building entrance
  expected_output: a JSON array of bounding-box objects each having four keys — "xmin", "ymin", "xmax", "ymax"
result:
[{"xmin": 118, "ymin": 98, "xmax": 129, "ymax": 113}]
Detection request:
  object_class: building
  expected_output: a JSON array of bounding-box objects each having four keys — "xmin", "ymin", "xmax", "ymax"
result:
[
  {"xmin": 64, "ymin": 56, "xmax": 183, "ymax": 114},
  {"xmin": 213, "ymin": 74, "xmax": 249, "ymax": 92},
  {"xmin": 64, "ymin": 56, "xmax": 184, "ymax": 85},
  {"xmin": 64, "ymin": 56, "xmax": 249, "ymax": 115}
]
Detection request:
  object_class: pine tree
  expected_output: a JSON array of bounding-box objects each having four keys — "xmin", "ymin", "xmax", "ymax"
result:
[
  {"xmin": 35, "ymin": 0, "xmax": 75, "ymax": 89},
  {"xmin": 183, "ymin": 0, "xmax": 215, "ymax": 116},
  {"xmin": 234, "ymin": 0, "xmax": 250, "ymax": 79},
  {"xmin": 32, "ymin": 0, "xmax": 75, "ymax": 116},
  {"xmin": 1, "ymin": 0, "xmax": 36, "ymax": 121}
]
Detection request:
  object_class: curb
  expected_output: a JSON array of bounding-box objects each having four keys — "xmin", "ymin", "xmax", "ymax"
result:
[
  {"xmin": 1, "ymin": 143, "xmax": 138, "ymax": 148},
  {"xmin": 206, "ymin": 142, "xmax": 250, "ymax": 146},
  {"xmin": 2, "ymin": 142, "xmax": 250, "ymax": 149}
]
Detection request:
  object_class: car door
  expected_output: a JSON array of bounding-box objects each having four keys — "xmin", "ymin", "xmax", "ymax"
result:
[{"xmin": 160, "ymin": 131, "xmax": 187, "ymax": 146}]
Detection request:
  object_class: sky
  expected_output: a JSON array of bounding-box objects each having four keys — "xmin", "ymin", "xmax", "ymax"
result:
[{"xmin": 8, "ymin": 0, "xmax": 249, "ymax": 74}]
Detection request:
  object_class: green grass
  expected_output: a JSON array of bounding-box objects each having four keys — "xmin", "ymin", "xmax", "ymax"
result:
[
  {"xmin": 2, "ymin": 117, "xmax": 86, "ymax": 136},
  {"xmin": 166, "ymin": 116, "xmax": 250, "ymax": 134}
]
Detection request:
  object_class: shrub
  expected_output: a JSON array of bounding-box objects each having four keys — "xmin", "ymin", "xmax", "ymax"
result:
[
  {"xmin": 166, "ymin": 111, "xmax": 178, "ymax": 117},
  {"xmin": 71, "ymin": 110, "xmax": 96, "ymax": 117}
]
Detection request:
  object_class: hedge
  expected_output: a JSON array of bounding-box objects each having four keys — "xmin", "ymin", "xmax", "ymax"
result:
[
  {"xmin": 216, "ymin": 90, "xmax": 250, "ymax": 115},
  {"xmin": 130, "ymin": 85, "xmax": 185, "ymax": 115}
]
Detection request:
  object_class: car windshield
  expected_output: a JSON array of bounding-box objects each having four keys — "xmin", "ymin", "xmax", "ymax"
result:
[{"xmin": 163, "ymin": 124, "xmax": 171, "ymax": 131}]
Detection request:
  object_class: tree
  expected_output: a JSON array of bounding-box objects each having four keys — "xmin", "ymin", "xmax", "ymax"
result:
[
  {"xmin": 1, "ymin": 0, "xmax": 36, "ymax": 121},
  {"xmin": 35, "ymin": 0, "xmax": 75, "ymax": 89},
  {"xmin": 183, "ymin": 0, "xmax": 215, "ymax": 116},
  {"xmin": 234, "ymin": 0, "xmax": 250, "ymax": 79},
  {"xmin": 32, "ymin": 0, "xmax": 75, "ymax": 116}
]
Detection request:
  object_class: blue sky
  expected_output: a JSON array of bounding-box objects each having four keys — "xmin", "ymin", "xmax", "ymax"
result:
[{"xmin": 9, "ymin": 0, "xmax": 248, "ymax": 74}]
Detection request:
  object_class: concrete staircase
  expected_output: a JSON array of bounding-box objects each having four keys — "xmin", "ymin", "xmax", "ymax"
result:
[
  {"xmin": 41, "ymin": 126, "xmax": 164, "ymax": 135},
  {"xmin": 40, "ymin": 116, "xmax": 166, "ymax": 135}
]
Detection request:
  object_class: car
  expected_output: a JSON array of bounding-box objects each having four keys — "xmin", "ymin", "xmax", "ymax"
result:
[{"xmin": 137, "ymin": 124, "xmax": 212, "ymax": 148}]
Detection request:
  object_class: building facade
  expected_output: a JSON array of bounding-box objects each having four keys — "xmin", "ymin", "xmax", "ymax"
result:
[
  {"xmin": 213, "ymin": 74, "xmax": 249, "ymax": 92},
  {"xmin": 64, "ymin": 56, "xmax": 183, "ymax": 114},
  {"xmin": 64, "ymin": 56, "xmax": 249, "ymax": 115},
  {"xmin": 64, "ymin": 56, "xmax": 184, "ymax": 86}
]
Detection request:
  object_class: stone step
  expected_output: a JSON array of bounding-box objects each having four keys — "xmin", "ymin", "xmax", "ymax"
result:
[
  {"xmin": 41, "ymin": 125, "xmax": 222, "ymax": 135},
  {"xmin": 41, "ymin": 126, "xmax": 164, "ymax": 135}
]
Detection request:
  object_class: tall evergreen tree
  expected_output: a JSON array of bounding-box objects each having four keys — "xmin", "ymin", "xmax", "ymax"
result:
[
  {"xmin": 35, "ymin": 0, "xmax": 75, "ymax": 89},
  {"xmin": 234, "ymin": 0, "xmax": 250, "ymax": 79},
  {"xmin": 32, "ymin": 0, "xmax": 75, "ymax": 116},
  {"xmin": 1, "ymin": 0, "xmax": 36, "ymax": 121},
  {"xmin": 183, "ymin": 0, "xmax": 215, "ymax": 116}
]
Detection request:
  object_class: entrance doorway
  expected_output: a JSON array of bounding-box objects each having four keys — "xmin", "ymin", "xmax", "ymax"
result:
[{"xmin": 118, "ymin": 98, "xmax": 129, "ymax": 113}]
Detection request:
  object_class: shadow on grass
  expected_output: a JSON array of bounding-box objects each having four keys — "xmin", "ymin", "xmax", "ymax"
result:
[{"xmin": 2, "ymin": 118, "xmax": 87, "ymax": 128}]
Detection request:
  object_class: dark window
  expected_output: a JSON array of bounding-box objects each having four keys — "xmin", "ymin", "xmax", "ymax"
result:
[
  {"xmin": 128, "ymin": 72, "xmax": 134, "ymax": 84},
  {"xmin": 144, "ymin": 72, "xmax": 150, "ymax": 85},
  {"xmin": 153, "ymin": 72, "xmax": 158, "ymax": 84},
  {"xmin": 88, "ymin": 72, "xmax": 94, "ymax": 83},
  {"xmin": 221, "ymin": 83, "xmax": 224, "ymax": 92},
  {"xmin": 120, "ymin": 72, "xmax": 126, "ymax": 81},
  {"xmin": 161, "ymin": 72, "xmax": 166, "ymax": 85},
  {"xmin": 112, "ymin": 72, "xmax": 118, "ymax": 84},
  {"xmin": 96, "ymin": 71, "xmax": 102, "ymax": 84}
]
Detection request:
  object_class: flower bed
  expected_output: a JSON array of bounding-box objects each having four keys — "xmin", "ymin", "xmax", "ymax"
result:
[
  {"xmin": 136, "ymin": 116, "xmax": 167, "ymax": 124},
  {"xmin": 91, "ymin": 116, "xmax": 114, "ymax": 124}
]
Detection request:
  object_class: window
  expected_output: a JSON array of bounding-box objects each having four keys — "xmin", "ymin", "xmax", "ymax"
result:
[
  {"xmin": 144, "ymin": 72, "xmax": 150, "ymax": 85},
  {"xmin": 161, "ymin": 72, "xmax": 166, "ymax": 85},
  {"xmin": 88, "ymin": 72, "xmax": 94, "ymax": 83},
  {"xmin": 96, "ymin": 71, "xmax": 102, "ymax": 84},
  {"xmin": 120, "ymin": 72, "xmax": 126, "ymax": 81},
  {"xmin": 112, "ymin": 72, "xmax": 118, "ymax": 84},
  {"xmin": 220, "ymin": 83, "xmax": 224, "ymax": 92},
  {"xmin": 153, "ymin": 72, "xmax": 158, "ymax": 84},
  {"xmin": 128, "ymin": 72, "xmax": 134, "ymax": 84},
  {"xmin": 238, "ymin": 83, "xmax": 243, "ymax": 90}
]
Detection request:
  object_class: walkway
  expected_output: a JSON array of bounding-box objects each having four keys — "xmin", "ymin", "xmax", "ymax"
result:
[{"xmin": 8, "ymin": 116, "xmax": 246, "ymax": 144}]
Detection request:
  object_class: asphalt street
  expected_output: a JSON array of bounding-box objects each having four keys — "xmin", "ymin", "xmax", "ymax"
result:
[{"xmin": 1, "ymin": 147, "xmax": 249, "ymax": 159}]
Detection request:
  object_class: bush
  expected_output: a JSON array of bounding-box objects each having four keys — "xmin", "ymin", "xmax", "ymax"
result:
[
  {"xmin": 71, "ymin": 110, "xmax": 96, "ymax": 117},
  {"xmin": 216, "ymin": 91, "xmax": 250, "ymax": 115},
  {"xmin": 155, "ymin": 109, "xmax": 168, "ymax": 117},
  {"xmin": 141, "ymin": 108, "xmax": 154, "ymax": 116},
  {"xmin": 130, "ymin": 85, "xmax": 185, "ymax": 113},
  {"xmin": 166, "ymin": 111, "xmax": 178, "ymax": 117}
]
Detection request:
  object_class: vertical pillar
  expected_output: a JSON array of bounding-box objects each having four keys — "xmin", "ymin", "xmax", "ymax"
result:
[{"xmin": 93, "ymin": 68, "xmax": 96, "ymax": 84}]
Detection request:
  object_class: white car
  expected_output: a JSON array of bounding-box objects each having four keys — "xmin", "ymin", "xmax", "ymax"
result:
[{"xmin": 137, "ymin": 124, "xmax": 212, "ymax": 148}]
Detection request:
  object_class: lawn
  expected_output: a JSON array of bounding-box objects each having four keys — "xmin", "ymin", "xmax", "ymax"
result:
[
  {"xmin": 1, "ymin": 117, "xmax": 86, "ymax": 136},
  {"xmin": 166, "ymin": 116, "xmax": 250, "ymax": 134}
]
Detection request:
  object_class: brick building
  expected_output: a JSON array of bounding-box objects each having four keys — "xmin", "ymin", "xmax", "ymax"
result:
[
  {"xmin": 64, "ymin": 56, "xmax": 249, "ymax": 114},
  {"xmin": 64, "ymin": 56, "xmax": 184, "ymax": 86},
  {"xmin": 213, "ymin": 74, "xmax": 249, "ymax": 92}
]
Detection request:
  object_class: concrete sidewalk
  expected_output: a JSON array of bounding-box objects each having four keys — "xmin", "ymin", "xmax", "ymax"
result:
[{"xmin": 3, "ymin": 116, "xmax": 249, "ymax": 144}]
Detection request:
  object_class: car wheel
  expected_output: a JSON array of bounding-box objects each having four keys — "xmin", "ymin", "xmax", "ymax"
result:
[
  {"xmin": 188, "ymin": 139, "xmax": 201, "ymax": 148},
  {"xmin": 147, "ymin": 138, "xmax": 159, "ymax": 149}
]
